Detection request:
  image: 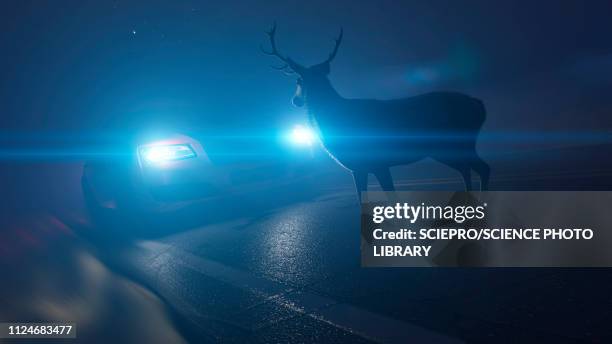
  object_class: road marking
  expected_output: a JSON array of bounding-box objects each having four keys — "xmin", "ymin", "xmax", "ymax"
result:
[{"xmin": 137, "ymin": 241, "xmax": 462, "ymax": 344}]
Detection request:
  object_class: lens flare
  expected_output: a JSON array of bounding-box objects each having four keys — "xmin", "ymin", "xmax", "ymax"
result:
[
  {"xmin": 289, "ymin": 125, "xmax": 316, "ymax": 146},
  {"xmin": 140, "ymin": 144, "xmax": 196, "ymax": 163}
]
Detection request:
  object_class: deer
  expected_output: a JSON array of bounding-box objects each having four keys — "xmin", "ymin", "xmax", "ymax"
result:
[{"xmin": 262, "ymin": 23, "xmax": 490, "ymax": 200}]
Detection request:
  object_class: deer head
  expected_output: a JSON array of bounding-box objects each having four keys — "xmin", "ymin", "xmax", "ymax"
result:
[{"xmin": 262, "ymin": 23, "xmax": 343, "ymax": 108}]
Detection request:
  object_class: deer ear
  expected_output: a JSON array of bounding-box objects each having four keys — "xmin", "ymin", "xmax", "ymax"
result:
[
  {"xmin": 312, "ymin": 62, "xmax": 330, "ymax": 75},
  {"xmin": 287, "ymin": 58, "xmax": 305, "ymax": 75}
]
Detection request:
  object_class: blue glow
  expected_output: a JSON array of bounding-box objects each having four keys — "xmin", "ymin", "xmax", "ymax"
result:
[
  {"xmin": 0, "ymin": 130, "xmax": 610, "ymax": 161},
  {"xmin": 288, "ymin": 125, "xmax": 317, "ymax": 147},
  {"xmin": 139, "ymin": 144, "xmax": 196, "ymax": 163}
]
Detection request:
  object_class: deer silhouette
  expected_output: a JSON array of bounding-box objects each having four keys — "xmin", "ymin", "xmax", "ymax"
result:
[{"xmin": 262, "ymin": 23, "xmax": 490, "ymax": 198}]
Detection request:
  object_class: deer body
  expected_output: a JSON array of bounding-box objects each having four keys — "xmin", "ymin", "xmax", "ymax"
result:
[{"xmin": 263, "ymin": 24, "xmax": 490, "ymax": 198}]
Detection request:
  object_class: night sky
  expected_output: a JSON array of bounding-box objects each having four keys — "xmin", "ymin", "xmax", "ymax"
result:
[{"xmin": 1, "ymin": 0, "xmax": 611, "ymax": 153}]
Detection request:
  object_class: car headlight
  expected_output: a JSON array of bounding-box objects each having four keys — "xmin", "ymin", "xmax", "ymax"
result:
[{"xmin": 139, "ymin": 144, "xmax": 197, "ymax": 163}]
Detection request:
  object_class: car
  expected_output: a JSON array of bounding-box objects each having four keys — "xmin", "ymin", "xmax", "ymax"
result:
[{"xmin": 81, "ymin": 128, "xmax": 326, "ymax": 233}]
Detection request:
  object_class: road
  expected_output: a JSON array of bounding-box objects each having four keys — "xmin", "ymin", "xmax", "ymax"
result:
[
  {"xmin": 104, "ymin": 190, "xmax": 611, "ymax": 343},
  {"xmin": 2, "ymin": 145, "xmax": 612, "ymax": 343}
]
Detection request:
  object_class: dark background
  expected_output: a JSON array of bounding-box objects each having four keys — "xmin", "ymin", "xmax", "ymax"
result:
[{"xmin": 1, "ymin": 0, "xmax": 611, "ymax": 140}]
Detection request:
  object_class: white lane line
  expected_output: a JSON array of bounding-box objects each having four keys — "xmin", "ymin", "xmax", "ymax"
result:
[{"xmin": 139, "ymin": 242, "xmax": 462, "ymax": 344}]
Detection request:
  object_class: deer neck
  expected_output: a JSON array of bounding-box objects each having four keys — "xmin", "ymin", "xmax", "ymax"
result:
[
  {"xmin": 305, "ymin": 80, "xmax": 346, "ymax": 142},
  {"xmin": 306, "ymin": 80, "xmax": 343, "ymax": 118}
]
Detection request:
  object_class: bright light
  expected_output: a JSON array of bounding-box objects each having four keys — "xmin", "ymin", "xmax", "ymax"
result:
[
  {"xmin": 140, "ymin": 144, "xmax": 196, "ymax": 163},
  {"xmin": 289, "ymin": 125, "xmax": 316, "ymax": 146}
]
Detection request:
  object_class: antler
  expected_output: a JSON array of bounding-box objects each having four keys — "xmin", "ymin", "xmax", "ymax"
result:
[
  {"xmin": 270, "ymin": 63, "xmax": 295, "ymax": 75},
  {"xmin": 261, "ymin": 22, "xmax": 301, "ymax": 74},
  {"xmin": 260, "ymin": 22, "xmax": 289, "ymax": 63},
  {"xmin": 324, "ymin": 28, "xmax": 343, "ymax": 64}
]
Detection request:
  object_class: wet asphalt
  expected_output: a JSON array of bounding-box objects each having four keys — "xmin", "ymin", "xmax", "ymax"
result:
[{"xmin": 2, "ymin": 149, "xmax": 612, "ymax": 343}]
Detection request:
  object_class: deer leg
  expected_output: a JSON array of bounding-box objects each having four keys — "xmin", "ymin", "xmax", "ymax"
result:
[
  {"xmin": 471, "ymin": 156, "xmax": 490, "ymax": 191},
  {"xmin": 374, "ymin": 168, "xmax": 395, "ymax": 192},
  {"xmin": 352, "ymin": 171, "xmax": 368, "ymax": 203},
  {"xmin": 445, "ymin": 162, "xmax": 472, "ymax": 191},
  {"xmin": 439, "ymin": 160, "xmax": 473, "ymax": 191},
  {"xmin": 459, "ymin": 166, "xmax": 473, "ymax": 191}
]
